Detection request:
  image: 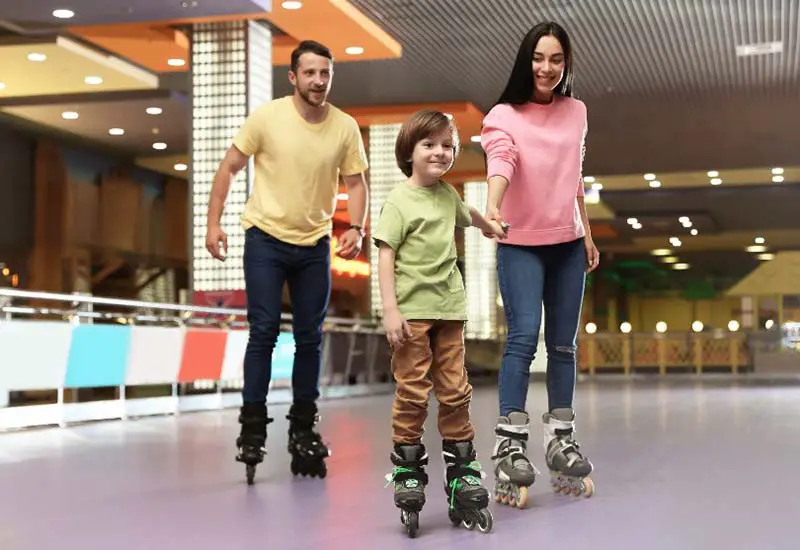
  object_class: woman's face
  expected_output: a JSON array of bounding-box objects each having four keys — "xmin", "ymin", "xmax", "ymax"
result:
[{"xmin": 531, "ymin": 34, "xmax": 566, "ymax": 100}]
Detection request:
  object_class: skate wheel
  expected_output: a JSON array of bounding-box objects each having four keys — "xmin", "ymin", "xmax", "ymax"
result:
[
  {"xmin": 476, "ymin": 509, "xmax": 493, "ymax": 534},
  {"xmin": 245, "ymin": 464, "xmax": 256, "ymax": 485},
  {"xmin": 516, "ymin": 486, "xmax": 529, "ymax": 509},
  {"xmin": 404, "ymin": 511, "xmax": 419, "ymax": 538},
  {"xmin": 581, "ymin": 477, "xmax": 595, "ymax": 498}
]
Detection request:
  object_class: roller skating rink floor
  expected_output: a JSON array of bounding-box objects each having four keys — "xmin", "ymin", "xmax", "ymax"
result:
[{"xmin": 1, "ymin": 376, "xmax": 798, "ymax": 549}]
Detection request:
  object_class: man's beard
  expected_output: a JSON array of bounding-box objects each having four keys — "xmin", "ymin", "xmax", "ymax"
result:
[{"xmin": 299, "ymin": 86, "xmax": 328, "ymax": 107}]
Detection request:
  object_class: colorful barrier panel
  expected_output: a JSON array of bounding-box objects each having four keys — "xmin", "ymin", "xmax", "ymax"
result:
[{"xmin": 0, "ymin": 321, "xmax": 298, "ymax": 393}]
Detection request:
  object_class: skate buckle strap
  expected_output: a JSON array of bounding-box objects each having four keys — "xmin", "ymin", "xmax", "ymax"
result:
[
  {"xmin": 495, "ymin": 425, "xmax": 529, "ymax": 439},
  {"xmin": 385, "ymin": 467, "xmax": 429, "ymax": 487}
]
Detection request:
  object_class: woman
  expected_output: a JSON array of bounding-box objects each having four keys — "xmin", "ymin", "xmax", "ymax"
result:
[{"xmin": 481, "ymin": 21, "xmax": 598, "ymax": 508}]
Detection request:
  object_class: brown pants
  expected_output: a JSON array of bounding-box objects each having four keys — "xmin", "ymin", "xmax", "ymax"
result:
[{"xmin": 391, "ymin": 320, "xmax": 475, "ymax": 445}]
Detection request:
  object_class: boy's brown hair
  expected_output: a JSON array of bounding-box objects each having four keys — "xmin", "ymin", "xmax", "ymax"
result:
[{"xmin": 395, "ymin": 109, "xmax": 461, "ymax": 177}]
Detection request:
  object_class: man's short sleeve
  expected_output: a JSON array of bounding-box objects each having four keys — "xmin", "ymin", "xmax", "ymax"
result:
[
  {"xmin": 372, "ymin": 202, "xmax": 405, "ymax": 251},
  {"xmin": 340, "ymin": 119, "xmax": 369, "ymax": 176},
  {"xmin": 232, "ymin": 107, "xmax": 266, "ymax": 157}
]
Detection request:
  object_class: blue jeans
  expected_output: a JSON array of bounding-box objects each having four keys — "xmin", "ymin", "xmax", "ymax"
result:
[
  {"xmin": 496, "ymin": 238, "xmax": 586, "ymax": 416},
  {"xmin": 242, "ymin": 227, "xmax": 331, "ymax": 405}
]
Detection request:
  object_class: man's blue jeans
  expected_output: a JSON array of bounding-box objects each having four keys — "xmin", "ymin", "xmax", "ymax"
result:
[
  {"xmin": 241, "ymin": 226, "xmax": 331, "ymax": 405},
  {"xmin": 496, "ymin": 238, "xmax": 586, "ymax": 416}
]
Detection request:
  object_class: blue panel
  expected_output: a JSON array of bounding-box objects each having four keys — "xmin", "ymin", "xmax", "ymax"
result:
[
  {"xmin": 272, "ymin": 332, "xmax": 295, "ymax": 381},
  {"xmin": 64, "ymin": 325, "xmax": 133, "ymax": 388}
]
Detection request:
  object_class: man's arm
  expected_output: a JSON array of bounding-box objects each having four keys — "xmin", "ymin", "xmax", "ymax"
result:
[
  {"xmin": 341, "ymin": 172, "xmax": 368, "ymax": 228},
  {"xmin": 205, "ymin": 145, "xmax": 249, "ymax": 260}
]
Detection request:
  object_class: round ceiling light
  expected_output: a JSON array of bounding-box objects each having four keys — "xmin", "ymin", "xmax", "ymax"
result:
[
  {"xmin": 345, "ymin": 46, "xmax": 365, "ymax": 55},
  {"xmin": 281, "ymin": 1, "xmax": 303, "ymax": 9},
  {"xmin": 152, "ymin": 142, "xmax": 167, "ymax": 150},
  {"xmin": 167, "ymin": 58, "xmax": 186, "ymax": 67},
  {"xmin": 109, "ymin": 128, "xmax": 125, "ymax": 136},
  {"xmin": 174, "ymin": 163, "xmax": 188, "ymax": 171},
  {"xmin": 53, "ymin": 9, "xmax": 75, "ymax": 18},
  {"xmin": 61, "ymin": 111, "xmax": 79, "ymax": 120},
  {"xmin": 84, "ymin": 76, "xmax": 103, "ymax": 85},
  {"xmin": 146, "ymin": 107, "xmax": 162, "ymax": 115},
  {"xmin": 28, "ymin": 53, "xmax": 47, "ymax": 62}
]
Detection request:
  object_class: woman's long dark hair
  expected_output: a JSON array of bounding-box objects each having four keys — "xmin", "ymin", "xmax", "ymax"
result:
[{"xmin": 493, "ymin": 21, "xmax": 574, "ymax": 107}]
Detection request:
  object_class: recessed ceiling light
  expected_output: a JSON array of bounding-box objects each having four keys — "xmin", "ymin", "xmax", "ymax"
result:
[
  {"xmin": 710, "ymin": 178, "xmax": 722, "ymax": 185},
  {"xmin": 673, "ymin": 263, "xmax": 690, "ymax": 270},
  {"xmin": 771, "ymin": 167, "xmax": 784, "ymax": 175},
  {"xmin": 345, "ymin": 46, "xmax": 365, "ymax": 55},
  {"xmin": 591, "ymin": 182, "xmax": 603, "ymax": 191},
  {"xmin": 690, "ymin": 228, "xmax": 698, "ymax": 236},
  {"xmin": 109, "ymin": 128, "xmax": 124, "ymax": 136},
  {"xmin": 470, "ymin": 135, "xmax": 480, "ymax": 143},
  {"xmin": 678, "ymin": 216, "xmax": 690, "ymax": 224},
  {"xmin": 146, "ymin": 107, "xmax": 162, "ymax": 115},
  {"xmin": 754, "ymin": 236, "xmax": 765, "ymax": 244},
  {"xmin": 643, "ymin": 173, "xmax": 656, "ymax": 180},
  {"xmin": 583, "ymin": 176, "xmax": 595, "ymax": 183},
  {"xmin": 662, "ymin": 256, "xmax": 679, "ymax": 264},
  {"xmin": 649, "ymin": 180, "xmax": 661, "ymax": 188},
  {"xmin": 174, "ymin": 163, "xmax": 187, "ymax": 171},
  {"xmin": 758, "ymin": 253, "xmax": 775, "ymax": 261},
  {"xmin": 27, "ymin": 53, "xmax": 47, "ymax": 62},
  {"xmin": 746, "ymin": 245, "xmax": 767, "ymax": 253},
  {"xmin": 152, "ymin": 142, "xmax": 167, "ymax": 150},
  {"xmin": 167, "ymin": 58, "xmax": 186, "ymax": 67},
  {"xmin": 53, "ymin": 9, "xmax": 75, "ymax": 18},
  {"xmin": 631, "ymin": 222, "xmax": 642, "ymax": 230},
  {"xmin": 735, "ymin": 41, "xmax": 783, "ymax": 57},
  {"xmin": 84, "ymin": 76, "xmax": 103, "ymax": 85},
  {"xmin": 281, "ymin": 1, "xmax": 303, "ymax": 9},
  {"xmin": 772, "ymin": 175, "xmax": 784, "ymax": 183},
  {"xmin": 61, "ymin": 111, "xmax": 79, "ymax": 120},
  {"xmin": 707, "ymin": 170, "xmax": 719, "ymax": 177},
  {"xmin": 651, "ymin": 248, "xmax": 672, "ymax": 256}
]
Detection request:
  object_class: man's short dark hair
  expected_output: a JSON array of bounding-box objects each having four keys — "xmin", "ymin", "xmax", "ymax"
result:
[{"xmin": 290, "ymin": 40, "xmax": 333, "ymax": 72}]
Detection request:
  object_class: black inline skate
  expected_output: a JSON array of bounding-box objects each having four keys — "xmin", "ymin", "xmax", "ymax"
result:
[
  {"xmin": 442, "ymin": 441, "xmax": 493, "ymax": 534},
  {"xmin": 491, "ymin": 411, "xmax": 539, "ymax": 509},
  {"xmin": 385, "ymin": 443, "xmax": 429, "ymax": 538},
  {"xmin": 286, "ymin": 401, "xmax": 330, "ymax": 478},
  {"xmin": 543, "ymin": 408, "xmax": 595, "ymax": 498},
  {"xmin": 235, "ymin": 402, "xmax": 273, "ymax": 485}
]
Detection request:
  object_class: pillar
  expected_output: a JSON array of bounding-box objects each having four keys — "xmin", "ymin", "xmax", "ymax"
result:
[
  {"xmin": 463, "ymin": 181, "xmax": 497, "ymax": 340},
  {"xmin": 189, "ymin": 20, "xmax": 272, "ymax": 294},
  {"xmin": 367, "ymin": 123, "xmax": 403, "ymax": 318}
]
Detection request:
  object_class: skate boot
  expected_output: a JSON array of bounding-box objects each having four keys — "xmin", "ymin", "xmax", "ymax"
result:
[
  {"xmin": 235, "ymin": 402, "xmax": 273, "ymax": 485},
  {"xmin": 442, "ymin": 441, "xmax": 493, "ymax": 533},
  {"xmin": 286, "ymin": 401, "xmax": 330, "ymax": 479},
  {"xmin": 385, "ymin": 443, "xmax": 429, "ymax": 538},
  {"xmin": 491, "ymin": 411, "xmax": 540, "ymax": 509},
  {"xmin": 543, "ymin": 408, "xmax": 594, "ymax": 497}
]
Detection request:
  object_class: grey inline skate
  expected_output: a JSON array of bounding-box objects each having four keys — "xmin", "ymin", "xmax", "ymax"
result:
[
  {"xmin": 442, "ymin": 441, "xmax": 493, "ymax": 533},
  {"xmin": 491, "ymin": 411, "xmax": 540, "ymax": 509},
  {"xmin": 543, "ymin": 408, "xmax": 594, "ymax": 497},
  {"xmin": 385, "ymin": 443, "xmax": 428, "ymax": 538},
  {"xmin": 287, "ymin": 401, "xmax": 331, "ymax": 479},
  {"xmin": 235, "ymin": 402, "xmax": 274, "ymax": 485}
]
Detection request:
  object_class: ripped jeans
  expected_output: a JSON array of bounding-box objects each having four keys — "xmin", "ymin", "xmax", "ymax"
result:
[{"xmin": 496, "ymin": 238, "xmax": 586, "ymax": 416}]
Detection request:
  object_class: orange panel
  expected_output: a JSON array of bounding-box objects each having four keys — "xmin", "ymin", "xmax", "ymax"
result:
[
  {"xmin": 177, "ymin": 329, "xmax": 228, "ymax": 382},
  {"xmin": 590, "ymin": 224, "xmax": 618, "ymax": 239},
  {"xmin": 68, "ymin": 25, "xmax": 189, "ymax": 73},
  {"xmin": 346, "ymin": 102, "xmax": 485, "ymax": 142}
]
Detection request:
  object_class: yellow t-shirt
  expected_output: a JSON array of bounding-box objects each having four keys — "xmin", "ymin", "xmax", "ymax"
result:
[{"xmin": 232, "ymin": 95, "xmax": 368, "ymax": 246}]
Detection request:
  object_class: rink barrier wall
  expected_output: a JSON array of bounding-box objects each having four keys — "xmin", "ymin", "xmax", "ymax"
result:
[{"xmin": 0, "ymin": 289, "xmax": 393, "ymax": 432}]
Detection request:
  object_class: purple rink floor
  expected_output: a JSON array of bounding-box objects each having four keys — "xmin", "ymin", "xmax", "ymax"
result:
[{"xmin": 1, "ymin": 377, "xmax": 799, "ymax": 549}]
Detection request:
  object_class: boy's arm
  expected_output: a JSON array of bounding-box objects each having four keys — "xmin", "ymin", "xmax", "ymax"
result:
[{"xmin": 378, "ymin": 243, "xmax": 400, "ymax": 314}]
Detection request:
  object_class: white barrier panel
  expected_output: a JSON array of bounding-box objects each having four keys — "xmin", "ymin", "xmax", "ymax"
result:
[
  {"xmin": 0, "ymin": 321, "xmax": 72, "ymax": 391},
  {"xmin": 220, "ymin": 329, "xmax": 248, "ymax": 381},
  {"xmin": 126, "ymin": 326, "xmax": 185, "ymax": 385}
]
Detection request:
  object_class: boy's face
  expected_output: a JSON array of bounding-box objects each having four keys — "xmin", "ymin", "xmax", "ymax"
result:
[{"xmin": 411, "ymin": 128, "xmax": 455, "ymax": 182}]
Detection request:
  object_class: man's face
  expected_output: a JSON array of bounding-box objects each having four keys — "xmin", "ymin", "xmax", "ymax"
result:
[{"xmin": 289, "ymin": 52, "xmax": 333, "ymax": 107}]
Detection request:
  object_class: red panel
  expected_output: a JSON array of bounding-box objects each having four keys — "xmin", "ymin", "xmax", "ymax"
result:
[{"xmin": 177, "ymin": 329, "xmax": 227, "ymax": 383}]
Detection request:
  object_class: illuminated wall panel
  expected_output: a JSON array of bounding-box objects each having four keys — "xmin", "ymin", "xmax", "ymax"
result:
[
  {"xmin": 189, "ymin": 21, "xmax": 272, "ymax": 292},
  {"xmin": 464, "ymin": 181, "xmax": 497, "ymax": 340},
  {"xmin": 368, "ymin": 123, "xmax": 403, "ymax": 318}
]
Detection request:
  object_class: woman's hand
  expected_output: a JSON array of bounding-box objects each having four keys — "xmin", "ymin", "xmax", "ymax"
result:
[{"xmin": 585, "ymin": 237, "xmax": 600, "ymax": 272}]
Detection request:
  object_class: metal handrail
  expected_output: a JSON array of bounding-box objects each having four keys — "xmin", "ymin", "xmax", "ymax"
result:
[{"xmin": 0, "ymin": 288, "xmax": 381, "ymax": 330}]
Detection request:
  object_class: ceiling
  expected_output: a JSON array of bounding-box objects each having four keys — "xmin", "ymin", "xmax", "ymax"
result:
[{"xmin": 0, "ymin": 0, "xmax": 798, "ymax": 288}]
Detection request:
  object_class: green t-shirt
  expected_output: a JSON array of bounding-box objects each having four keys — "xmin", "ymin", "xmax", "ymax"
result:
[{"xmin": 372, "ymin": 180, "xmax": 472, "ymax": 321}]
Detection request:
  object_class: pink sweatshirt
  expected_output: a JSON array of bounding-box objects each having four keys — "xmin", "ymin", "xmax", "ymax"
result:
[{"xmin": 481, "ymin": 96, "xmax": 587, "ymax": 246}]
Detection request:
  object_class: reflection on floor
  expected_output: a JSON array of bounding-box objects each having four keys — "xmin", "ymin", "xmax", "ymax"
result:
[{"xmin": 1, "ymin": 377, "xmax": 799, "ymax": 549}]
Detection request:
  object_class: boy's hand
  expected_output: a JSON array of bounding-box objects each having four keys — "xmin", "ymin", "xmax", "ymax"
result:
[
  {"xmin": 484, "ymin": 220, "xmax": 509, "ymax": 240},
  {"xmin": 383, "ymin": 308, "xmax": 412, "ymax": 348}
]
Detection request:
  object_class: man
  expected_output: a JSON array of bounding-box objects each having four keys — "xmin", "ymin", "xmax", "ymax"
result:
[{"xmin": 205, "ymin": 40, "xmax": 369, "ymax": 481}]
